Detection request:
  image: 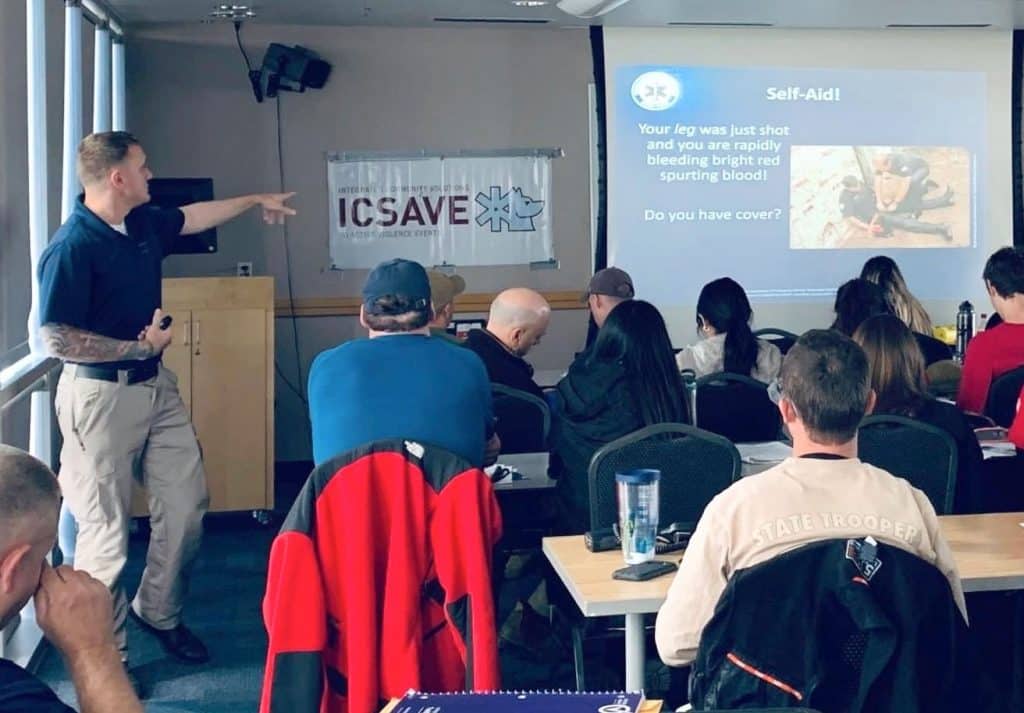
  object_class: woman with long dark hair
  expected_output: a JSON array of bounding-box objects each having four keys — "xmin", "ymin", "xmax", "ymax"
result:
[
  {"xmin": 831, "ymin": 278, "xmax": 890, "ymax": 336},
  {"xmin": 676, "ymin": 277, "xmax": 781, "ymax": 382},
  {"xmin": 551, "ymin": 300, "xmax": 688, "ymax": 532},
  {"xmin": 852, "ymin": 314, "xmax": 983, "ymax": 512},
  {"xmin": 860, "ymin": 255, "xmax": 952, "ymax": 364}
]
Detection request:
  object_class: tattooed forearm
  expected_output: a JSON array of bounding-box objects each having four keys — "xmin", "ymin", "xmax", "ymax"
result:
[{"xmin": 41, "ymin": 324, "xmax": 155, "ymax": 363}]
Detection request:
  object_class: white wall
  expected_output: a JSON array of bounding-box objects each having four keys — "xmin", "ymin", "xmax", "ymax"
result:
[{"xmin": 126, "ymin": 24, "xmax": 596, "ymax": 460}]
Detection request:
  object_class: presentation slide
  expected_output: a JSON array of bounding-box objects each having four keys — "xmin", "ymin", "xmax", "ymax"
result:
[{"xmin": 604, "ymin": 29, "xmax": 1012, "ymax": 341}]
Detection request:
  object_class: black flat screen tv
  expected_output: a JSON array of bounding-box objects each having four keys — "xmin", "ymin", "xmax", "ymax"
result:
[{"xmin": 147, "ymin": 177, "xmax": 217, "ymax": 254}]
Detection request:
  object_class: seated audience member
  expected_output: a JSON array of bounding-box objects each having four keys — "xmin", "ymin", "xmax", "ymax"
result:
[
  {"xmin": 860, "ymin": 255, "xmax": 952, "ymax": 365},
  {"xmin": 308, "ymin": 258, "xmax": 498, "ymax": 466},
  {"xmin": 853, "ymin": 314, "xmax": 984, "ymax": 512},
  {"xmin": 426, "ymin": 269, "xmax": 466, "ymax": 344},
  {"xmin": 675, "ymin": 277, "xmax": 782, "ymax": 382},
  {"xmin": 830, "ymin": 277, "xmax": 890, "ymax": 336},
  {"xmin": 551, "ymin": 300, "xmax": 688, "ymax": 533},
  {"xmin": 655, "ymin": 330, "xmax": 966, "ymax": 667},
  {"xmin": 584, "ymin": 267, "xmax": 635, "ymax": 329},
  {"xmin": 1010, "ymin": 387, "xmax": 1024, "ymax": 449},
  {"xmin": 464, "ymin": 288, "xmax": 551, "ymax": 399},
  {"xmin": 576, "ymin": 266, "xmax": 636, "ymax": 364},
  {"xmin": 0, "ymin": 446, "xmax": 142, "ymax": 713},
  {"xmin": 958, "ymin": 247, "xmax": 1024, "ymax": 413}
]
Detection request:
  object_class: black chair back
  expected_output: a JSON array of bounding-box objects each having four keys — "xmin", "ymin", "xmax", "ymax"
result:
[
  {"xmin": 587, "ymin": 422, "xmax": 740, "ymax": 531},
  {"xmin": 753, "ymin": 327, "xmax": 798, "ymax": 355},
  {"xmin": 491, "ymin": 384, "xmax": 550, "ymax": 454},
  {"xmin": 984, "ymin": 365, "xmax": 1024, "ymax": 428},
  {"xmin": 695, "ymin": 372, "xmax": 782, "ymax": 443},
  {"xmin": 858, "ymin": 415, "xmax": 957, "ymax": 514}
]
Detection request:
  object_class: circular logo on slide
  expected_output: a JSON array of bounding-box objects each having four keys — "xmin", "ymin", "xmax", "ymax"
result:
[{"xmin": 631, "ymin": 71, "xmax": 681, "ymax": 111}]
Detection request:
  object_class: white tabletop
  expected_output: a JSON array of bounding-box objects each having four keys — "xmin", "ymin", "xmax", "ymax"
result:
[
  {"xmin": 533, "ymin": 369, "xmax": 565, "ymax": 389},
  {"xmin": 736, "ymin": 441, "xmax": 792, "ymax": 477},
  {"xmin": 490, "ymin": 452, "xmax": 556, "ymax": 491},
  {"xmin": 543, "ymin": 511, "xmax": 1024, "ymax": 618}
]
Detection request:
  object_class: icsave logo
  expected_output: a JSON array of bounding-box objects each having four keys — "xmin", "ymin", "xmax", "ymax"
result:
[
  {"xmin": 631, "ymin": 70, "xmax": 681, "ymax": 111},
  {"xmin": 474, "ymin": 186, "xmax": 545, "ymax": 233}
]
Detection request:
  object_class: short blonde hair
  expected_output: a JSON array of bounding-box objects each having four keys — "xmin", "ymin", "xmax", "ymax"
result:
[
  {"xmin": 0, "ymin": 445, "xmax": 59, "ymax": 548},
  {"xmin": 77, "ymin": 131, "xmax": 140, "ymax": 186}
]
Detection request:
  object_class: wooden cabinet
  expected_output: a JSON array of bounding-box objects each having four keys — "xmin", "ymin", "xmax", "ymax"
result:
[{"xmin": 132, "ymin": 277, "xmax": 275, "ymax": 515}]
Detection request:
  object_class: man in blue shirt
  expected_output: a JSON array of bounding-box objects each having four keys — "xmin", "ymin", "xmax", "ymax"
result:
[
  {"xmin": 309, "ymin": 259, "xmax": 499, "ymax": 467},
  {"xmin": 37, "ymin": 131, "xmax": 295, "ymax": 692}
]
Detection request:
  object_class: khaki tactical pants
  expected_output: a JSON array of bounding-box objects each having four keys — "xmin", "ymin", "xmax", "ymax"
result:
[{"xmin": 55, "ymin": 364, "xmax": 209, "ymax": 657}]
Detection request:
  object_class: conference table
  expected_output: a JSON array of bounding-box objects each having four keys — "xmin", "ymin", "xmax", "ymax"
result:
[
  {"xmin": 543, "ymin": 511, "xmax": 1024, "ymax": 692},
  {"xmin": 490, "ymin": 452, "xmax": 556, "ymax": 492},
  {"xmin": 534, "ymin": 369, "xmax": 565, "ymax": 389}
]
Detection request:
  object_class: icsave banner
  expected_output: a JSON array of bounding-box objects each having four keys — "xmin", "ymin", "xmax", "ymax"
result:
[{"xmin": 327, "ymin": 153, "xmax": 555, "ymax": 268}]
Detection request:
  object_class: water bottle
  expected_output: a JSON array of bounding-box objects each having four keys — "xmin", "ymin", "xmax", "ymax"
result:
[
  {"xmin": 681, "ymin": 369, "xmax": 698, "ymax": 426},
  {"xmin": 616, "ymin": 469, "xmax": 660, "ymax": 564},
  {"xmin": 955, "ymin": 300, "xmax": 975, "ymax": 362}
]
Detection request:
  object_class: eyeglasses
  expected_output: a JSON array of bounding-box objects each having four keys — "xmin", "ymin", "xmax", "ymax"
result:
[{"xmin": 767, "ymin": 378, "xmax": 783, "ymax": 405}]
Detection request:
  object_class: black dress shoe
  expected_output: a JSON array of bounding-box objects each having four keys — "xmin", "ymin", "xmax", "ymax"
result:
[{"xmin": 129, "ymin": 608, "xmax": 210, "ymax": 664}]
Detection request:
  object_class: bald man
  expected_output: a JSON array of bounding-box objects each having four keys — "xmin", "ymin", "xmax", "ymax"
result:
[
  {"xmin": 465, "ymin": 288, "xmax": 551, "ymax": 400},
  {"xmin": 0, "ymin": 446, "xmax": 142, "ymax": 712}
]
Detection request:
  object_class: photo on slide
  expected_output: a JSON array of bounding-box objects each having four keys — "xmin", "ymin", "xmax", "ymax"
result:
[{"xmin": 789, "ymin": 146, "xmax": 971, "ymax": 250}]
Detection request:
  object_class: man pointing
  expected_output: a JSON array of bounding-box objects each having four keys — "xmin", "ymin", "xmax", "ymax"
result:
[{"xmin": 36, "ymin": 131, "xmax": 295, "ymax": 694}]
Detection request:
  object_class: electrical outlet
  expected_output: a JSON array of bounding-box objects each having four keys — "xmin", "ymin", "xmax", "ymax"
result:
[{"xmin": 237, "ymin": 261, "xmax": 253, "ymax": 277}]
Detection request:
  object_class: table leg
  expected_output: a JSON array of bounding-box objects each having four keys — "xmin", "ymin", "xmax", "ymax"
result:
[
  {"xmin": 1013, "ymin": 592, "xmax": 1023, "ymax": 712},
  {"xmin": 625, "ymin": 612, "xmax": 645, "ymax": 691}
]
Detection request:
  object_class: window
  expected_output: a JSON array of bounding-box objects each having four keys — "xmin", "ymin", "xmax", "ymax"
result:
[{"xmin": 1, "ymin": 2, "xmax": 31, "ymax": 357}]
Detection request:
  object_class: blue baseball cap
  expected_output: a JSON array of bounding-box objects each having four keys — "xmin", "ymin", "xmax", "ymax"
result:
[{"xmin": 362, "ymin": 258, "xmax": 431, "ymax": 312}]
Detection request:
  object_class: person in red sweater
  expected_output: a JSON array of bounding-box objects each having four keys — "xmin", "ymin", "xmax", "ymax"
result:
[
  {"xmin": 1010, "ymin": 386, "xmax": 1024, "ymax": 449},
  {"xmin": 957, "ymin": 247, "xmax": 1024, "ymax": 413}
]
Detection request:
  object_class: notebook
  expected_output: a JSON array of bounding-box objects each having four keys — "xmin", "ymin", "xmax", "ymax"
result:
[
  {"xmin": 393, "ymin": 689, "xmax": 645, "ymax": 713},
  {"xmin": 975, "ymin": 427, "xmax": 1017, "ymax": 460}
]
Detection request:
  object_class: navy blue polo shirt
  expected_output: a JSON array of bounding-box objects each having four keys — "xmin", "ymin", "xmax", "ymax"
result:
[{"xmin": 37, "ymin": 196, "xmax": 184, "ymax": 369}]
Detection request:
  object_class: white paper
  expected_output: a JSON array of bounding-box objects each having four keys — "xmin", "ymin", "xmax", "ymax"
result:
[
  {"xmin": 981, "ymin": 442, "xmax": 1017, "ymax": 460},
  {"xmin": 736, "ymin": 441, "xmax": 793, "ymax": 464}
]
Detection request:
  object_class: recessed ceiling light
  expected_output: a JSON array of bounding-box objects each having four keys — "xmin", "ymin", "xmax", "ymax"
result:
[{"xmin": 512, "ymin": 1, "xmax": 549, "ymax": 6}]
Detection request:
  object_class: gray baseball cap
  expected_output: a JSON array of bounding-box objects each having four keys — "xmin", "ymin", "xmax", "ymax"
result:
[{"xmin": 582, "ymin": 267, "xmax": 635, "ymax": 301}]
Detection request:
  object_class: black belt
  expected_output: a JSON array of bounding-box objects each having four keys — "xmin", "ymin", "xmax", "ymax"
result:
[{"xmin": 70, "ymin": 362, "xmax": 158, "ymax": 385}]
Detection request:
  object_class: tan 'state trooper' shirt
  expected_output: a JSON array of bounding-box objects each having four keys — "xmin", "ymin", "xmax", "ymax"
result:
[{"xmin": 654, "ymin": 456, "xmax": 967, "ymax": 667}]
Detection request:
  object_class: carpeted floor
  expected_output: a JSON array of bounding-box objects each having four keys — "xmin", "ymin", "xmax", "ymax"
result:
[
  {"xmin": 34, "ymin": 461, "xmax": 311, "ymax": 713},
  {"xmin": 33, "ymin": 463, "xmax": 639, "ymax": 711},
  {"xmin": 35, "ymin": 512, "xmax": 278, "ymax": 712}
]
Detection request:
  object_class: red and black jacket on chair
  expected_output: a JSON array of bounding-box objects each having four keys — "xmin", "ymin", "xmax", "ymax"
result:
[
  {"xmin": 689, "ymin": 539, "xmax": 984, "ymax": 712},
  {"xmin": 259, "ymin": 440, "xmax": 503, "ymax": 713}
]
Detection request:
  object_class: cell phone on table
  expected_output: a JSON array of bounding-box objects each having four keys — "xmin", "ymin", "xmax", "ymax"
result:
[
  {"xmin": 612, "ymin": 560, "xmax": 678, "ymax": 582},
  {"xmin": 159, "ymin": 315, "xmax": 173, "ymax": 330}
]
